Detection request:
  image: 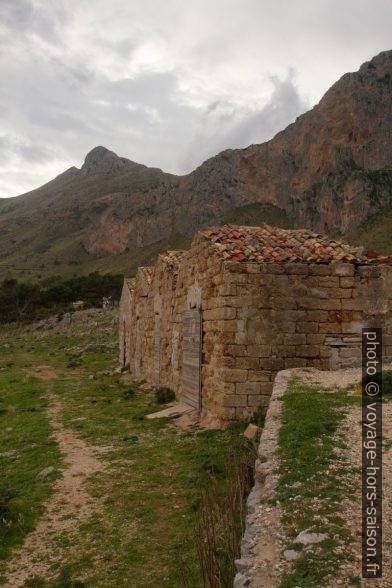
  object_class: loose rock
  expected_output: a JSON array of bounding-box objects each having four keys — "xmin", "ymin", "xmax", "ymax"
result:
[
  {"xmin": 293, "ymin": 529, "xmax": 328, "ymax": 545},
  {"xmin": 283, "ymin": 549, "xmax": 301, "ymax": 561},
  {"xmin": 36, "ymin": 466, "xmax": 56, "ymax": 480},
  {"xmin": 243, "ymin": 423, "xmax": 261, "ymax": 441},
  {"xmin": 0, "ymin": 450, "xmax": 17, "ymax": 458}
]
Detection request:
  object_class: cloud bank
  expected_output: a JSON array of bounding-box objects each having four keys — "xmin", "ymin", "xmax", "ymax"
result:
[{"xmin": 1, "ymin": 0, "xmax": 392, "ymax": 196}]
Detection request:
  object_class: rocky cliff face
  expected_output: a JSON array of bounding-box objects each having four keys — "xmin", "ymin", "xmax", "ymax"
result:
[
  {"xmin": 233, "ymin": 50, "xmax": 392, "ymax": 234},
  {"xmin": 1, "ymin": 50, "xmax": 392, "ymax": 271}
]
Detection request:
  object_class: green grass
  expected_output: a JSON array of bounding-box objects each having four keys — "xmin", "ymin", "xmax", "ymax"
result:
[
  {"xmin": 277, "ymin": 380, "xmax": 361, "ymax": 588},
  {"xmin": 0, "ymin": 354, "xmax": 62, "ymax": 565},
  {"xmin": 0, "ymin": 310, "xmax": 252, "ymax": 587}
]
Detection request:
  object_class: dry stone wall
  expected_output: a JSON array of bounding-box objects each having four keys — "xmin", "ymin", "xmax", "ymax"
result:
[
  {"xmin": 120, "ymin": 232, "xmax": 392, "ymax": 426},
  {"xmin": 118, "ymin": 279, "xmax": 134, "ymax": 368},
  {"xmin": 215, "ymin": 261, "xmax": 392, "ymax": 421},
  {"xmin": 172, "ymin": 235, "xmax": 227, "ymax": 425},
  {"xmin": 127, "ymin": 268, "xmax": 152, "ymax": 379}
]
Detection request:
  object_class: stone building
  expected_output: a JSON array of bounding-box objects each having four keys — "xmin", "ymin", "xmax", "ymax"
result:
[
  {"xmin": 119, "ymin": 278, "xmax": 135, "ymax": 368},
  {"xmin": 119, "ymin": 225, "xmax": 392, "ymax": 427}
]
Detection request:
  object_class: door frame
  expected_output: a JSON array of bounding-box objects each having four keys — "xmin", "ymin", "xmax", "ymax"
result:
[{"xmin": 181, "ymin": 307, "xmax": 202, "ymax": 410}]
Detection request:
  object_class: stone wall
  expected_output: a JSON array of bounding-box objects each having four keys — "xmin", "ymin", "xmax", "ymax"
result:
[
  {"xmin": 214, "ymin": 261, "xmax": 392, "ymax": 421},
  {"xmin": 120, "ymin": 233, "xmax": 392, "ymax": 426},
  {"xmin": 234, "ymin": 368, "xmax": 290, "ymax": 587},
  {"xmin": 235, "ymin": 362, "xmax": 392, "ymax": 586},
  {"xmin": 127, "ymin": 267, "xmax": 153, "ymax": 378},
  {"xmin": 118, "ymin": 279, "xmax": 134, "ymax": 367},
  {"xmin": 120, "ymin": 235, "xmax": 231, "ymax": 426},
  {"xmin": 138, "ymin": 256, "xmax": 181, "ymax": 389},
  {"xmin": 172, "ymin": 234, "xmax": 227, "ymax": 425}
]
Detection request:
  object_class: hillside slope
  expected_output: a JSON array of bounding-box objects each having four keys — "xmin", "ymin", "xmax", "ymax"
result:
[{"xmin": 1, "ymin": 50, "xmax": 392, "ymax": 279}]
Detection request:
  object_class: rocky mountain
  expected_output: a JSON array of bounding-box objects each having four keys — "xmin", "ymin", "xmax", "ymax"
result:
[{"xmin": 1, "ymin": 50, "xmax": 392, "ymax": 280}]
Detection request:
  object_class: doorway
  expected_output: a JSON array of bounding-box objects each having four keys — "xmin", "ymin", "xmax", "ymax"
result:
[{"xmin": 181, "ymin": 308, "xmax": 202, "ymax": 409}]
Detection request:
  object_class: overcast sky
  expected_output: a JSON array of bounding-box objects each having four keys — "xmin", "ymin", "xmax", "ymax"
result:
[{"xmin": 1, "ymin": 0, "xmax": 392, "ymax": 197}]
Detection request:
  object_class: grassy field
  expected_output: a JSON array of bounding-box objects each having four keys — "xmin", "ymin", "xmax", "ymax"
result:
[{"xmin": 0, "ymin": 310, "xmax": 253, "ymax": 587}]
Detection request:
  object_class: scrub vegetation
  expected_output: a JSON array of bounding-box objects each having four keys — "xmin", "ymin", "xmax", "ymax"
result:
[{"xmin": 0, "ymin": 309, "xmax": 254, "ymax": 587}]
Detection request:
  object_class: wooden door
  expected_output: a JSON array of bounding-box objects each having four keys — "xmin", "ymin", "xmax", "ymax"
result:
[
  {"xmin": 182, "ymin": 308, "xmax": 201, "ymax": 409},
  {"xmin": 154, "ymin": 314, "xmax": 161, "ymax": 387},
  {"xmin": 122, "ymin": 320, "xmax": 127, "ymax": 367},
  {"xmin": 135, "ymin": 318, "xmax": 141, "ymax": 378}
]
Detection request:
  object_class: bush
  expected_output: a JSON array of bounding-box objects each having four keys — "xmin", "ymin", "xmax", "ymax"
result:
[
  {"xmin": 249, "ymin": 406, "xmax": 265, "ymax": 428},
  {"xmin": 52, "ymin": 567, "xmax": 85, "ymax": 588},
  {"xmin": 0, "ymin": 272, "xmax": 124, "ymax": 323},
  {"xmin": 201, "ymin": 456, "xmax": 219, "ymax": 475},
  {"xmin": 66, "ymin": 360, "xmax": 80, "ymax": 369},
  {"xmin": 22, "ymin": 577, "xmax": 46, "ymax": 587},
  {"xmin": 0, "ymin": 487, "xmax": 16, "ymax": 522},
  {"xmin": 122, "ymin": 386, "xmax": 136, "ymax": 400},
  {"xmin": 195, "ymin": 449, "xmax": 255, "ymax": 587},
  {"xmin": 155, "ymin": 387, "xmax": 176, "ymax": 404}
]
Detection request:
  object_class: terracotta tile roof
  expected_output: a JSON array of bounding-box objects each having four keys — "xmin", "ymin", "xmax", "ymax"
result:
[
  {"xmin": 125, "ymin": 278, "xmax": 136, "ymax": 292},
  {"xmin": 138, "ymin": 266, "xmax": 154, "ymax": 284},
  {"xmin": 202, "ymin": 225, "xmax": 392, "ymax": 264},
  {"xmin": 159, "ymin": 250, "xmax": 185, "ymax": 268}
]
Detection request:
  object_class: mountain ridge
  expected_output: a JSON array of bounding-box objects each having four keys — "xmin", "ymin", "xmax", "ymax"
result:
[{"xmin": 1, "ymin": 49, "xmax": 392, "ymax": 279}]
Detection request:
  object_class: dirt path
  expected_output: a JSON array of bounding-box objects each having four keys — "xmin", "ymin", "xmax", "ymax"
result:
[
  {"xmin": 332, "ymin": 403, "xmax": 392, "ymax": 588},
  {"xmin": 300, "ymin": 367, "xmax": 392, "ymax": 587},
  {"xmin": 3, "ymin": 397, "xmax": 109, "ymax": 587},
  {"xmin": 238, "ymin": 367, "xmax": 392, "ymax": 588},
  {"xmin": 25, "ymin": 365, "xmax": 59, "ymax": 381}
]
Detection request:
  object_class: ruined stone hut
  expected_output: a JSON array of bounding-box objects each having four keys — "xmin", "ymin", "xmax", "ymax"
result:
[{"xmin": 119, "ymin": 225, "xmax": 392, "ymax": 427}]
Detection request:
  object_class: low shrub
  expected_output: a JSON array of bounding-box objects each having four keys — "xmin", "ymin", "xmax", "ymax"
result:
[
  {"xmin": 52, "ymin": 566, "xmax": 85, "ymax": 588},
  {"xmin": 122, "ymin": 387, "xmax": 136, "ymax": 400},
  {"xmin": 195, "ymin": 449, "xmax": 255, "ymax": 587},
  {"xmin": 155, "ymin": 387, "xmax": 176, "ymax": 404},
  {"xmin": 0, "ymin": 487, "xmax": 16, "ymax": 522}
]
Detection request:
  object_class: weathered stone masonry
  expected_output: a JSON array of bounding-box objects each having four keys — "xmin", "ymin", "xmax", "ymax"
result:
[
  {"xmin": 119, "ymin": 278, "xmax": 135, "ymax": 368},
  {"xmin": 119, "ymin": 225, "xmax": 392, "ymax": 426}
]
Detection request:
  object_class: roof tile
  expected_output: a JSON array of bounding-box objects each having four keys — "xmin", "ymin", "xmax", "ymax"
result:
[{"xmin": 201, "ymin": 224, "xmax": 392, "ymax": 264}]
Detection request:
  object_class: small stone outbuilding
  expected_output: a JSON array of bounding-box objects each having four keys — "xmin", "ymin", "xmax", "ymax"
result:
[{"xmin": 119, "ymin": 225, "xmax": 392, "ymax": 427}]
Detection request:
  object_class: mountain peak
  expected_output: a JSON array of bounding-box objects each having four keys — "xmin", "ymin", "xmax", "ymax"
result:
[
  {"xmin": 82, "ymin": 146, "xmax": 119, "ymax": 175},
  {"xmin": 81, "ymin": 146, "xmax": 143, "ymax": 176},
  {"xmin": 85, "ymin": 146, "xmax": 116, "ymax": 162},
  {"xmin": 2, "ymin": 49, "xmax": 392, "ymax": 280}
]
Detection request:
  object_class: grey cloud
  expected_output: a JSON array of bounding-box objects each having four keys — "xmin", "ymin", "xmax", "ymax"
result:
[
  {"xmin": 101, "ymin": 72, "xmax": 178, "ymax": 110},
  {"xmin": 180, "ymin": 72, "xmax": 308, "ymax": 170},
  {"xmin": 0, "ymin": 0, "xmax": 68, "ymax": 43},
  {"xmin": 1, "ymin": 0, "xmax": 392, "ymax": 197},
  {"xmin": 18, "ymin": 143, "xmax": 54, "ymax": 163},
  {"xmin": 0, "ymin": 0, "xmax": 34, "ymax": 29},
  {"xmin": 0, "ymin": 135, "xmax": 55, "ymax": 163},
  {"xmin": 221, "ymin": 74, "xmax": 306, "ymax": 147}
]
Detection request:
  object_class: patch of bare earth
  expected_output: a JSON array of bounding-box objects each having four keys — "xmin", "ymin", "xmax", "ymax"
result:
[
  {"xmin": 4, "ymin": 398, "xmax": 110, "ymax": 587},
  {"xmin": 328, "ymin": 403, "xmax": 392, "ymax": 588},
  {"xmin": 300, "ymin": 367, "xmax": 392, "ymax": 587},
  {"xmin": 24, "ymin": 365, "xmax": 59, "ymax": 381}
]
